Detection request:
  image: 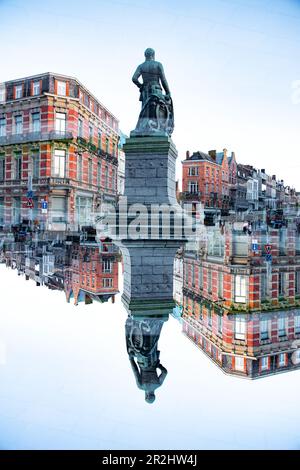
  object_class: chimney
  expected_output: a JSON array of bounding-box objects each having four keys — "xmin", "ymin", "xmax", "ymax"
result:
[
  {"xmin": 261, "ymin": 169, "xmax": 265, "ymax": 173},
  {"xmin": 272, "ymin": 175, "xmax": 276, "ymax": 180},
  {"xmin": 231, "ymin": 151, "xmax": 235, "ymax": 159},
  {"xmin": 186, "ymin": 150, "xmax": 190, "ymax": 159},
  {"xmin": 208, "ymin": 149, "xmax": 216, "ymax": 161},
  {"xmin": 223, "ymin": 148, "xmax": 228, "ymax": 158}
]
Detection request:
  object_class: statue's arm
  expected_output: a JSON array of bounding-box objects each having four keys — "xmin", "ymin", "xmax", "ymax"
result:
[
  {"xmin": 132, "ymin": 65, "xmax": 142, "ymax": 89},
  {"xmin": 158, "ymin": 63, "xmax": 171, "ymax": 96},
  {"xmin": 157, "ymin": 364, "xmax": 168, "ymax": 385}
]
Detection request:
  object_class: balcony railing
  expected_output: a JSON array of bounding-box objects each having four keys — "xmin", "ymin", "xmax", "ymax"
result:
[
  {"xmin": 181, "ymin": 191, "xmax": 202, "ymax": 200},
  {"xmin": 0, "ymin": 131, "xmax": 73, "ymax": 146}
]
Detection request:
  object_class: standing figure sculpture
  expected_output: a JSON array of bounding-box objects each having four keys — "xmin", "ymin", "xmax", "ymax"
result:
[{"xmin": 131, "ymin": 48, "xmax": 174, "ymax": 137}]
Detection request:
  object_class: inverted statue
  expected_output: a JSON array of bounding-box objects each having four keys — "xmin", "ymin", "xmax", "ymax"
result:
[{"xmin": 131, "ymin": 48, "xmax": 174, "ymax": 137}]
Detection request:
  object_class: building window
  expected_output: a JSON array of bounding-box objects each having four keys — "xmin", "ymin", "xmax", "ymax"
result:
[
  {"xmin": 260, "ymin": 319, "xmax": 269, "ymax": 340},
  {"xmin": 0, "ymin": 84, "xmax": 5, "ymax": 103},
  {"xmin": 12, "ymin": 197, "xmax": 21, "ymax": 224},
  {"xmin": 78, "ymin": 118, "xmax": 83, "ymax": 137},
  {"xmin": 0, "ymin": 197, "xmax": 4, "ymax": 224},
  {"xmin": 217, "ymin": 314, "xmax": 223, "ymax": 335},
  {"xmin": 55, "ymin": 112, "xmax": 66, "ymax": 134},
  {"xmin": 191, "ymin": 264, "xmax": 195, "ymax": 287},
  {"xmin": 0, "ymin": 117, "xmax": 6, "ymax": 137},
  {"xmin": 105, "ymin": 137, "xmax": 109, "ymax": 154},
  {"xmin": 88, "ymin": 159, "xmax": 93, "ymax": 184},
  {"xmin": 278, "ymin": 316, "xmax": 286, "ymax": 337},
  {"xmin": 261, "ymin": 356, "xmax": 269, "ymax": 371},
  {"xmin": 261, "ymin": 273, "xmax": 267, "ymax": 301},
  {"xmin": 76, "ymin": 196, "xmax": 92, "ymax": 225},
  {"xmin": 98, "ymin": 130, "xmax": 102, "ymax": 149},
  {"xmin": 103, "ymin": 278, "xmax": 113, "ymax": 288},
  {"xmin": 235, "ymin": 317, "xmax": 246, "ymax": 340},
  {"xmin": 105, "ymin": 166, "xmax": 109, "ymax": 189},
  {"xmin": 207, "ymin": 269, "xmax": 212, "ymax": 293},
  {"xmin": 15, "ymin": 115, "xmax": 23, "ymax": 134},
  {"xmin": 31, "ymin": 150, "xmax": 40, "ymax": 179},
  {"xmin": 77, "ymin": 154, "xmax": 82, "ymax": 181},
  {"xmin": 103, "ymin": 259, "xmax": 112, "ymax": 273},
  {"xmin": 53, "ymin": 149, "xmax": 66, "ymax": 178},
  {"xmin": 234, "ymin": 275, "xmax": 246, "ymax": 303},
  {"xmin": 198, "ymin": 266, "xmax": 203, "ymax": 289},
  {"xmin": 33, "ymin": 81, "xmax": 40, "ymax": 96},
  {"xmin": 0, "ymin": 155, "xmax": 5, "ymax": 181},
  {"xmin": 57, "ymin": 81, "xmax": 66, "ymax": 96},
  {"xmin": 279, "ymin": 229, "xmax": 286, "ymax": 255},
  {"xmin": 278, "ymin": 272, "xmax": 285, "ymax": 297},
  {"xmin": 15, "ymin": 85, "xmax": 22, "ymax": 99},
  {"xmin": 278, "ymin": 353, "xmax": 286, "ymax": 367},
  {"xmin": 188, "ymin": 181, "xmax": 198, "ymax": 193},
  {"xmin": 32, "ymin": 112, "xmax": 40, "ymax": 133},
  {"xmin": 14, "ymin": 152, "xmax": 22, "ymax": 179},
  {"xmin": 235, "ymin": 356, "xmax": 245, "ymax": 372},
  {"xmin": 51, "ymin": 196, "xmax": 66, "ymax": 223},
  {"xmin": 218, "ymin": 272, "xmax": 223, "ymax": 298},
  {"xmin": 97, "ymin": 162, "xmax": 102, "ymax": 187},
  {"xmin": 295, "ymin": 271, "xmax": 300, "ymax": 296},
  {"xmin": 89, "ymin": 124, "xmax": 93, "ymax": 142},
  {"xmin": 188, "ymin": 167, "xmax": 198, "ymax": 176},
  {"xmin": 295, "ymin": 314, "xmax": 300, "ymax": 334}
]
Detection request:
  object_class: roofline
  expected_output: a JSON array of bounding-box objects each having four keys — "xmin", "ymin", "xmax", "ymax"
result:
[{"xmin": 1, "ymin": 72, "xmax": 119, "ymax": 123}]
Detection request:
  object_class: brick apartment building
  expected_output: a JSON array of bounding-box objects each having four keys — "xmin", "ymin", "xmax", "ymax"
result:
[
  {"xmin": 1, "ymin": 234, "xmax": 119, "ymax": 305},
  {"xmin": 183, "ymin": 223, "xmax": 300, "ymax": 313},
  {"xmin": 0, "ymin": 72, "xmax": 119, "ymax": 231},
  {"xmin": 181, "ymin": 148, "xmax": 230, "ymax": 212},
  {"xmin": 182, "ymin": 298, "xmax": 300, "ymax": 379},
  {"xmin": 64, "ymin": 237, "xmax": 119, "ymax": 305},
  {"xmin": 181, "ymin": 221, "xmax": 300, "ymax": 378}
]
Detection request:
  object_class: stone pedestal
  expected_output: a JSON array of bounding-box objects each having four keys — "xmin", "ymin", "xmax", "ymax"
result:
[
  {"xmin": 117, "ymin": 136, "xmax": 185, "ymax": 316},
  {"xmin": 123, "ymin": 136, "xmax": 177, "ymax": 206}
]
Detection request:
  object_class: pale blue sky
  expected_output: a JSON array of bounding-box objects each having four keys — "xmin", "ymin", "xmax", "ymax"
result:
[{"xmin": 1, "ymin": 0, "xmax": 300, "ymax": 187}]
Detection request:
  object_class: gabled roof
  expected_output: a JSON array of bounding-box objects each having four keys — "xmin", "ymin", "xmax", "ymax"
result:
[{"xmin": 183, "ymin": 151, "xmax": 215, "ymax": 163}]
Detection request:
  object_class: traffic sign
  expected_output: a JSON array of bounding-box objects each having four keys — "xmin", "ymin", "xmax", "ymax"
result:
[
  {"xmin": 41, "ymin": 200, "xmax": 48, "ymax": 210},
  {"xmin": 266, "ymin": 254, "xmax": 272, "ymax": 262},
  {"xmin": 252, "ymin": 239, "xmax": 258, "ymax": 252},
  {"xmin": 26, "ymin": 198, "xmax": 33, "ymax": 208},
  {"xmin": 265, "ymin": 244, "xmax": 272, "ymax": 254}
]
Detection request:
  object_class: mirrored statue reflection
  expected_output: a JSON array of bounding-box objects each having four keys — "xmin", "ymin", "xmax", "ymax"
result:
[
  {"xmin": 125, "ymin": 315, "xmax": 168, "ymax": 404},
  {"xmin": 131, "ymin": 48, "xmax": 174, "ymax": 137}
]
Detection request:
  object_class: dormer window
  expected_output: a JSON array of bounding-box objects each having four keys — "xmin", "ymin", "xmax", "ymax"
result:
[
  {"xmin": 33, "ymin": 81, "xmax": 40, "ymax": 96},
  {"xmin": 57, "ymin": 81, "xmax": 66, "ymax": 96},
  {"xmin": 15, "ymin": 85, "xmax": 22, "ymax": 99}
]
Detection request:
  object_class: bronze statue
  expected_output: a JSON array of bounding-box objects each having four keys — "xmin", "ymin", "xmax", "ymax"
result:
[
  {"xmin": 125, "ymin": 316, "xmax": 168, "ymax": 404},
  {"xmin": 131, "ymin": 48, "xmax": 174, "ymax": 137}
]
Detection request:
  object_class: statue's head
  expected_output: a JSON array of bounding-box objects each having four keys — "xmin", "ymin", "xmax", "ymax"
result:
[
  {"xmin": 145, "ymin": 391, "xmax": 156, "ymax": 404},
  {"xmin": 144, "ymin": 48, "xmax": 155, "ymax": 60}
]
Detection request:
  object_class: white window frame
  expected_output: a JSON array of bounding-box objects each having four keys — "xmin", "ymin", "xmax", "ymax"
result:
[
  {"xmin": 0, "ymin": 84, "xmax": 5, "ymax": 103},
  {"xmin": 15, "ymin": 85, "xmax": 22, "ymax": 99},
  {"xmin": 234, "ymin": 275, "xmax": 246, "ymax": 303},
  {"xmin": 57, "ymin": 81, "xmax": 66, "ymax": 96},
  {"xmin": 103, "ymin": 258, "xmax": 112, "ymax": 273},
  {"xmin": 0, "ymin": 117, "xmax": 6, "ymax": 137},
  {"xmin": 15, "ymin": 115, "xmax": 23, "ymax": 135},
  {"xmin": 261, "ymin": 356, "xmax": 269, "ymax": 371},
  {"xmin": 235, "ymin": 356, "xmax": 245, "ymax": 371},
  {"xmin": 235, "ymin": 317, "xmax": 246, "ymax": 340},
  {"xmin": 33, "ymin": 81, "xmax": 40, "ymax": 96},
  {"xmin": 103, "ymin": 278, "xmax": 113, "ymax": 288},
  {"xmin": 55, "ymin": 112, "xmax": 66, "ymax": 134},
  {"xmin": 278, "ymin": 353, "xmax": 286, "ymax": 367},
  {"xmin": 32, "ymin": 112, "xmax": 40, "ymax": 133},
  {"xmin": 53, "ymin": 149, "xmax": 66, "ymax": 178}
]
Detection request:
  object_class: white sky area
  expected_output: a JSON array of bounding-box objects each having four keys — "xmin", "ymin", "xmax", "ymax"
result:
[
  {"xmin": 1, "ymin": 0, "xmax": 300, "ymax": 188},
  {"xmin": 0, "ymin": 264, "xmax": 300, "ymax": 449}
]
